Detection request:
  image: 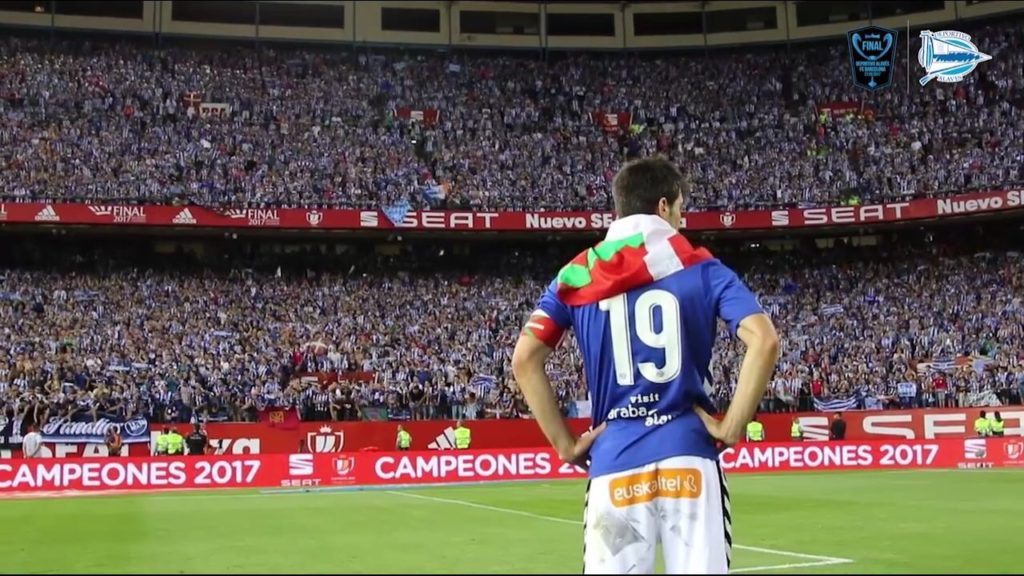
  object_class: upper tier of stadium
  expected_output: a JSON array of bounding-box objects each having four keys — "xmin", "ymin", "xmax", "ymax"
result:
[{"xmin": 0, "ymin": 12, "xmax": 1021, "ymax": 213}]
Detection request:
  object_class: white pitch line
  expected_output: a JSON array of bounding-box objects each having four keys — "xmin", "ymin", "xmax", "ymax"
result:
[
  {"xmin": 732, "ymin": 559, "xmax": 852, "ymax": 573},
  {"xmin": 386, "ymin": 490, "xmax": 854, "ymax": 569},
  {"xmin": 386, "ymin": 490, "xmax": 582, "ymax": 525},
  {"xmin": 734, "ymin": 543, "xmax": 851, "ymax": 561}
]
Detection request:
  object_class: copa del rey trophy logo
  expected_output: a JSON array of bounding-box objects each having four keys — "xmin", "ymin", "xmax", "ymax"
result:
[
  {"xmin": 334, "ymin": 456, "xmax": 356, "ymax": 477},
  {"xmin": 1006, "ymin": 441, "xmax": 1024, "ymax": 461},
  {"xmin": 306, "ymin": 426, "xmax": 345, "ymax": 453}
]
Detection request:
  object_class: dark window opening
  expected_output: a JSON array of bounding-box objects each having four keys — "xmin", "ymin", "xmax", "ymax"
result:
[
  {"xmin": 54, "ymin": 1, "xmax": 143, "ymax": 19},
  {"xmin": 0, "ymin": 1, "xmax": 50, "ymax": 14},
  {"xmin": 172, "ymin": 1, "xmax": 256, "ymax": 25},
  {"xmin": 632, "ymin": 11, "xmax": 702, "ymax": 36},
  {"xmin": 705, "ymin": 6, "xmax": 777, "ymax": 34},
  {"xmin": 546, "ymin": 13, "xmax": 615, "ymax": 37},
  {"xmin": 795, "ymin": 1, "xmax": 869, "ymax": 27},
  {"xmin": 258, "ymin": 2, "xmax": 344, "ymax": 29},
  {"xmin": 869, "ymin": 1, "xmax": 945, "ymax": 19},
  {"xmin": 459, "ymin": 10, "xmax": 539, "ymax": 35},
  {"xmin": 381, "ymin": 7, "xmax": 440, "ymax": 33}
]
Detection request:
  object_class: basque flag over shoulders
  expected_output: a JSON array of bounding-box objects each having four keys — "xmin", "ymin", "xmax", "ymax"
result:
[
  {"xmin": 555, "ymin": 215, "xmax": 713, "ymax": 306},
  {"xmin": 522, "ymin": 214, "xmax": 716, "ymax": 348}
]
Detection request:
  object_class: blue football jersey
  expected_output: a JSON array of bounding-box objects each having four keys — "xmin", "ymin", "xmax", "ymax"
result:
[{"xmin": 534, "ymin": 252, "xmax": 763, "ymax": 478}]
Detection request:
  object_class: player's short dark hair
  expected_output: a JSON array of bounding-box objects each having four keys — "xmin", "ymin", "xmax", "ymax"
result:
[{"xmin": 611, "ymin": 157, "xmax": 687, "ymax": 218}]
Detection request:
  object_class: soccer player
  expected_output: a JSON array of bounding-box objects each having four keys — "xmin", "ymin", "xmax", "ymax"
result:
[{"xmin": 512, "ymin": 157, "xmax": 779, "ymax": 575}]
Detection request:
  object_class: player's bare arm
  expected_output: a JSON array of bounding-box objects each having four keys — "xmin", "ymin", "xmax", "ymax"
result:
[
  {"xmin": 511, "ymin": 330, "xmax": 604, "ymax": 466},
  {"xmin": 697, "ymin": 312, "xmax": 780, "ymax": 447}
]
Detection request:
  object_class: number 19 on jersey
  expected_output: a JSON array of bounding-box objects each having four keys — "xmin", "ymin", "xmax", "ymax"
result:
[{"xmin": 599, "ymin": 289, "xmax": 682, "ymax": 386}]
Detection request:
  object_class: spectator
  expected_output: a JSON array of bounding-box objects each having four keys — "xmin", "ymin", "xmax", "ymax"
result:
[
  {"xmin": 830, "ymin": 413, "xmax": 847, "ymax": 441},
  {"xmin": 21, "ymin": 425, "xmax": 42, "ymax": 458}
]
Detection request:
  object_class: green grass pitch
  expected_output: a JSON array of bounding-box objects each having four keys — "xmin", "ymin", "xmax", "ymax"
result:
[{"xmin": 3, "ymin": 468, "xmax": 1020, "ymax": 574}]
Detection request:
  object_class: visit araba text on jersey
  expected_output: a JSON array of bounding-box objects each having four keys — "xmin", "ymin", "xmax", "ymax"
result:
[{"xmin": 605, "ymin": 392, "xmax": 674, "ymax": 428}]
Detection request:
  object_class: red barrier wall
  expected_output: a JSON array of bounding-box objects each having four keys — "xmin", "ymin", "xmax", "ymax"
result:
[
  {"xmin": 2, "ymin": 438, "xmax": 1022, "ymax": 494},
  {"xmin": 205, "ymin": 406, "xmax": 1024, "ymax": 453},
  {"xmin": 3, "ymin": 407, "xmax": 1020, "ymax": 459}
]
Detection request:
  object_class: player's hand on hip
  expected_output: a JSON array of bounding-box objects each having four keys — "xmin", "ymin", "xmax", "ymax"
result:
[
  {"xmin": 695, "ymin": 407, "xmax": 741, "ymax": 448},
  {"xmin": 559, "ymin": 422, "xmax": 607, "ymax": 469}
]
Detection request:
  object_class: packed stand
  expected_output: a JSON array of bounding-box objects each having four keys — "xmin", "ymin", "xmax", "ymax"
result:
[
  {"xmin": 0, "ymin": 262, "xmax": 587, "ymax": 428},
  {"xmin": 1, "ymin": 238, "xmax": 1023, "ymax": 427},
  {"xmin": 0, "ymin": 18, "xmax": 1022, "ymax": 212},
  {"xmin": 712, "ymin": 248, "xmax": 1024, "ymax": 413}
]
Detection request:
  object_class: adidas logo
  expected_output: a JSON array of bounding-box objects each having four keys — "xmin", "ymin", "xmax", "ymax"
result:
[
  {"xmin": 172, "ymin": 208, "xmax": 197, "ymax": 225},
  {"xmin": 34, "ymin": 205, "xmax": 59, "ymax": 222},
  {"xmin": 427, "ymin": 427, "xmax": 457, "ymax": 450}
]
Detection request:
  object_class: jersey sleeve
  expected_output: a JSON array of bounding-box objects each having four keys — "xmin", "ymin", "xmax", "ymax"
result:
[
  {"xmin": 706, "ymin": 261, "xmax": 764, "ymax": 336},
  {"xmin": 523, "ymin": 279, "xmax": 572, "ymax": 349}
]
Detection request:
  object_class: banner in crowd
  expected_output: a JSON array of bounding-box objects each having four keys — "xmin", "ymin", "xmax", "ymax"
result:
[
  {"xmin": 590, "ymin": 111, "xmax": 633, "ymax": 134},
  {"xmin": 197, "ymin": 102, "xmax": 232, "ymax": 118},
  {"xmin": 3, "ymin": 413, "xmax": 150, "ymax": 449},
  {"xmin": 812, "ymin": 396, "xmax": 860, "ymax": 412},
  {"xmin": 394, "ymin": 107, "xmax": 440, "ymax": 125},
  {"xmin": 968, "ymin": 391, "xmax": 1003, "ymax": 407},
  {"xmin": 181, "ymin": 91, "xmax": 202, "ymax": 109},
  {"xmin": 897, "ymin": 382, "xmax": 918, "ymax": 398},
  {"xmin": 915, "ymin": 354, "xmax": 992, "ymax": 375},
  {"xmin": 40, "ymin": 414, "xmax": 150, "ymax": 445},
  {"xmin": 0, "ymin": 415, "xmax": 26, "ymax": 449},
  {"xmin": 257, "ymin": 407, "xmax": 300, "ymax": 430},
  {"xmin": 361, "ymin": 407, "xmax": 390, "ymax": 421},
  {"xmin": 3, "ymin": 407, "xmax": 1023, "ymax": 459},
  {"xmin": 3, "ymin": 438, "xmax": 1024, "ymax": 493},
  {"xmin": 0, "ymin": 190, "xmax": 1019, "ymax": 233},
  {"xmin": 300, "ymin": 371, "xmax": 377, "ymax": 385},
  {"xmin": 816, "ymin": 101, "xmax": 874, "ymax": 119}
]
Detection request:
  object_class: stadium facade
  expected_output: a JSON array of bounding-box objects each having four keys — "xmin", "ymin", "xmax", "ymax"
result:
[{"xmin": 0, "ymin": 1, "xmax": 1021, "ymax": 50}]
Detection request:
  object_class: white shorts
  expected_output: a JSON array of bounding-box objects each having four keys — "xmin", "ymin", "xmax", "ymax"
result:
[{"xmin": 582, "ymin": 455, "xmax": 731, "ymax": 574}]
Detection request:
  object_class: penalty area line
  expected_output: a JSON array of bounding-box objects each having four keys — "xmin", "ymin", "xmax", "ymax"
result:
[{"xmin": 386, "ymin": 491, "xmax": 855, "ymax": 570}]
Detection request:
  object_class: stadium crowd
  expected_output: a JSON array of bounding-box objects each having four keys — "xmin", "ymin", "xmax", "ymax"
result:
[
  {"xmin": 1, "ymin": 17, "xmax": 1024, "ymax": 428},
  {"xmin": 1, "ymin": 239, "xmax": 1023, "ymax": 427},
  {"xmin": 0, "ymin": 19, "xmax": 1022, "ymax": 213}
]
